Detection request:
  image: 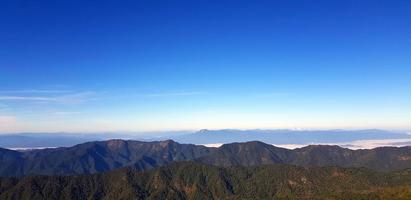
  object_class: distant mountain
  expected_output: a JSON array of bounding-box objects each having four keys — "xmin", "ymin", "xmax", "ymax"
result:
[
  {"xmin": 0, "ymin": 134, "xmax": 85, "ymax": 148},
  {"xmin": 0, "ymin": 131, "xmax": 190, "ymax": 148},
  {"xmin": 0, "ymin": 133, "xmax": 122, "ymax": 148},
  {"xmin": 2, "ymin": 129, "xmax": 410, "ymax": 149},
  {"xmin": 173, "ymin": 129, "xmax": 411, "ymax": 145},
  {"xmin": 1, "ymin": 162, "xmax": 411, "ymax": 200},
  {"xmin": 1, "ymin": 140, "xmax": 411, "ymax": 177}
]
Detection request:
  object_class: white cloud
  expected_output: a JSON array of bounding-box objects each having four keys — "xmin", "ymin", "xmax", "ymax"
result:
[
  {"xmin": 202, "ymin": 139, "xmax": 411, "ymax": 150},
  {"xmin": 273, "ymin": 138, "xmax": 411, "ymax": 150},
  {"xmin": 201, "ymin": 143, "xmax": 223, "ymax": 147}
]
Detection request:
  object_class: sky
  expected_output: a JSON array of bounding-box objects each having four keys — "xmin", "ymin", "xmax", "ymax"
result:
[{"xmin": 0, "ymin": 0, "xmax": 410, "ymax": 133}]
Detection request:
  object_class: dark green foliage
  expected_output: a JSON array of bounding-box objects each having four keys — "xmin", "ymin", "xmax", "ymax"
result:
[
  {"xmin": 1, "ymin": 162, "xmax": 411, "ymax": 200},
  {"xmin": 0, "ymin": 140, "xmax": 213, "ymax": 177}
]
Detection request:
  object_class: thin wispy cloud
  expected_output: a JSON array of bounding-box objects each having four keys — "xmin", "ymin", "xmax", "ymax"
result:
[
  {"xmin": 0, "ymin": 88, "xmax": 204, "ymax": 105},
  {"xmin": 273, "ymin": 138, "xmax": 411, "ymax": 150},
  {"xmin": 0, "ymin": 89, "xmax": 72, "ymax": 94},
  {"xmin": 54, "ymin": 92, "xmax": 98, "ymax": 104},
  {"xmin": 0, "ymin": 91, "xmax": 98, "ymax": 104},
  {"xmin": 136, "ymin": 91, "xmax": 206, "ymax": 98},
  {"xmin": 0, "ymin": 96, "xmax": 56, "ymax": 101}
]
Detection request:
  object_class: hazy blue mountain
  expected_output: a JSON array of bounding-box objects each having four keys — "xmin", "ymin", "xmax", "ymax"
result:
[
  {"xmin": 0, "ymin": 131, "xmax": 189, "ymax": 148},
  {"xmin": 0, "ymin": 133, "xmax": 97, "ymax": 149},
  {"xmin": 172, "ymin": 129, "xmax": 411, "ymax": 145},
  {"xmin": 1, "ymin": 129, "xmax": 409, "ymax": 149}
]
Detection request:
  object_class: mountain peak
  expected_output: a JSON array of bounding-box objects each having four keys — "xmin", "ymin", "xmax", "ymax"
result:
[
  {"xmin": 197, "ymin": 129, "xmax": 210, "ymax": 133},
  {"xmin": 159, "ymin": 139, "xmax": 176, "ymax": 147},
  {"xmin": 106, "ymin": 139, "xmax": 127, "ymax": 149}
]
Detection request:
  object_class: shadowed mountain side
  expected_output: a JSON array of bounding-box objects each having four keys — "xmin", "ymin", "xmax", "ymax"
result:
[
  {"xmin": 1, "ymin": 162, "xmax": 411, "ymax": 200},
  {"xmin": 199, "ymin": 142, "xmax": 411, "ymax": 171},
  {"xmin": 0, "ymin": 140, "xmax": 213, "ymax": 177},
  {"xmin": 0, "ymin": 149, "xmax": 25, "ymax": 177}
]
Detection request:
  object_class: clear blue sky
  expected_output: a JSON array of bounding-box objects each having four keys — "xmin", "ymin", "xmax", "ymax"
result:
[{"xmin": 0, "ymin": 0, "xmax": 410, "ymax": 132}]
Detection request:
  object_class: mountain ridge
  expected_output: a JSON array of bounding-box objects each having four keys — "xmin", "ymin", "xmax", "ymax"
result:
[
  {"xmin": 2, "ymin": 129, "xmax": 410, "ymax": 149},
  {"xmin": 1, "ymin": 139, "xmax": 411, "ymax": 177}
]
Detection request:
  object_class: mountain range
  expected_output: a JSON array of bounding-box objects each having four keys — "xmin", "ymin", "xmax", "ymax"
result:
[
  {"xmin": 173, "ymin": 129, "xmax": 411, "ymax": 145},
  {"xmin": 2, "ymin": 139, "xmax": 411, "ymax": 177},
  {"xmin": 1, "ymin": 129, "xmax": 410, "ymax": 149}
]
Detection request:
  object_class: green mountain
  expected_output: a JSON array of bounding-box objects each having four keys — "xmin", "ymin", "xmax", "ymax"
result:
[{"xmin": 1, "ymin": 162, "xmax": 411, "ymax": 200}]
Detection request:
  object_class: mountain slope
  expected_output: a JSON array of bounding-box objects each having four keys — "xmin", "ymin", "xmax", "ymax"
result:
[
  {"xmin": 198, "ymin": 141, "xmax": 291, "ymax": 166},
  {"xmin": 1, "ymin": 162, "xmax": 411, "ymax": 200},
  {"xmin": 0, "ymin": 149, "xmax": 24, "ymax": 177},
  {"xmin": 289, "ymin": 145, "xmax": 411, "ymax": 171},
  {"xmin": 198, "ymin": 142, "xmax": 411, "ymax": 171},
  {"xmin": 0, "ymin": 140, "xmax": 213, "ymax": 177}
]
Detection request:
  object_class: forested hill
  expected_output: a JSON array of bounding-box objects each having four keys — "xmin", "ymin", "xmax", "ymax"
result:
[{"xmin": 1, "ymin": 162, "xmax": 411, "ymax": 200}]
